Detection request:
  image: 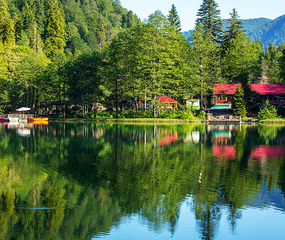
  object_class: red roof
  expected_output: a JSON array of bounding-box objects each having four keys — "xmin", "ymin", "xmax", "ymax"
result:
[
  {"xmin": 249, "ymin": 84, "xmax": 285, "ymax": 95},
  {"xmin": 213, "ymin": 84, "xmax": 241, "ymax": 95},
  {"xmin": 159, "ymin": 95, "xmax": 178, "ymax": 103}
]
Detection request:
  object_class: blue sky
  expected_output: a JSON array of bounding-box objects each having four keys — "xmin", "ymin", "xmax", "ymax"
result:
[{"xmin": 119, "ymin": 0, "xmax": 285, "ymax": 31}]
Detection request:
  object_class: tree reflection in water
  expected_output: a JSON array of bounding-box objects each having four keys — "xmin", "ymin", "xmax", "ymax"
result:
[{"xmin": 0, "ymin": 123, "xmax": 285, "ymax": 239}]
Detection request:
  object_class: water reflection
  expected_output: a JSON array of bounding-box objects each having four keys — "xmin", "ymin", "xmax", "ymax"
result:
[{"xmin": 0, "ymin": 123, "xmax": 285, "ymax": 239}]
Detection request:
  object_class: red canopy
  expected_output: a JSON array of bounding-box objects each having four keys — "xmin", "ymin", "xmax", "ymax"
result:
[{"xmin": 159, "ymin": 95, "xmax": 178, "ymax": 103}]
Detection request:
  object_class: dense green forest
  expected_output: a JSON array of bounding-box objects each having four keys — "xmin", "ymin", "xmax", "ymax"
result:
[{"xmin": 1, "ymin": 0, "xmax": 285, "ymax": 118}]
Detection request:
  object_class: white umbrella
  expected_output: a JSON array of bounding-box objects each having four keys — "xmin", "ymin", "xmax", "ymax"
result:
[{"xmin": 16, "ymin": 107, "xmax": 31, "ymax": 111}]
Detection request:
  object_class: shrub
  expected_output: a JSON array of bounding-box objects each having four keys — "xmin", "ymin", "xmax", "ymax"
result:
[
  {"xmin": 136, "ymin": 109, "xmax": 153, "ymax": 118},
  {"xmin": 258, "ymin": 100, "xmax": 279, "ymax": 120},
  {"xmin": 196, "ymin": 110, "xmax": 206, "ymax": 119}
]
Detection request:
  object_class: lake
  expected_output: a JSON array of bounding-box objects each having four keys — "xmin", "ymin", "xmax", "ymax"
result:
[{"xmin": 0, "ymin": 122, "xmax": 285, "ymax": 239}]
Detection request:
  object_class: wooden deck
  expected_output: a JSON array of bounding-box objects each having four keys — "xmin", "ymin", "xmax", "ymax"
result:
[{"xmin": 207, "ymin": 108, "xmax": 241, "ymax": 124}]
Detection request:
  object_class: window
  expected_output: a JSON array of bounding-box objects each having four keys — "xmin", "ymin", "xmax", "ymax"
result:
[
  {"xmin": 219, "ymin": 96, "xmax": 226, "ymax": 101},
  {"xmin": 228, "ymin": 95, "xmax": 233, "ymax": 100}
]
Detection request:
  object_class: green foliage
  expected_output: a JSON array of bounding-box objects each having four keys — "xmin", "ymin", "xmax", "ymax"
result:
[
  {"xmin": 105, "ymin": 21, "xmax": 190, "ymax": 118},
  {"xmin": 167, "ymin": 4, "xmax": 181, "ymax": 32},
  {"xmin": 258, "ymin": 100, "xmax": 279, "ymax": 120},
  {"xmin": 263, "ymin": 41, "xmax": 283, "ymax": 83},
  {"xmin": 221, "ymin": 34, "xmax": 261, "ymax": 83},
  {"xmin": 9, "ymin": 51, "xmax": 49, "ymax": 109},
  {"xmin": 221, "ymin": 8, "xmax": 245, "ymax": 55},
  {"xmin": 1, "ymin": 0, "xmax": 285, "ymax": 118},
  {"xmin": 157, "ymin": 107, "xmax": 205, "ymax": 120},
  {"xmin": 0, "ymin": 0, "xmax": 15, "ymax": 46},
  {"xmin": 221, "ymin": 15, "xmax": 285, "ymax": 49},
  {"xmin": 195, "ymin": 0, "xmax": 223, "ymax": 42},
  {"xmin": 232, "ymin": 85, "xmax": 247, "ymax": 117},
  {"xmin": 96, "ymin": 14, "xmax": 106, "ymax": 51},
  {"xmin": 279, "ymin": 47, "xmax": 285, "ymax": 82},
  {"xmin": 190, "ymin": 23, "xmax": 221, "ymax": 106},
  {"xmin": 45, "ymin": 0, "xmax": 67, "ymax": 58}
]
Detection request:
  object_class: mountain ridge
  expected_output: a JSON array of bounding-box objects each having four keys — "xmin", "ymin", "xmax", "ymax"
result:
[{"xmin": 183, "ymin": 15, "xmax": 285, "ymax": 48}]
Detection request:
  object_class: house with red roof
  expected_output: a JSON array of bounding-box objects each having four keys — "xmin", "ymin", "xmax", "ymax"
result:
[
  {"xmin": 213, "ymin": 83, "xmax": 285, "ymax": 107},
  {"xmin": 213, "ymin": 84, "xmax": 241, "ymax": 106},
  {"xmin": 159, "ymin": 95, "xmax": 178, "ymax": 110},
  {"xmin": 249, "ymin": 84, "xmax": 285, "ymax": 105}
]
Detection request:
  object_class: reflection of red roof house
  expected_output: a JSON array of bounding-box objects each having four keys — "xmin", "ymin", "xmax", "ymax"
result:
[
  {"xmin": 250, "ymin": 145, "xmax": 285, "ymax": 160},
  {"xmin": 213, "ymin": 84, "xmax": 241, "ymax": 105},
  {"xmin": 159, "ymin": 135, "xmax": 179, "ymax": 146},
  {"xmin": 213, "ymin": 145, "xmax": 236, "ymax": 160}
]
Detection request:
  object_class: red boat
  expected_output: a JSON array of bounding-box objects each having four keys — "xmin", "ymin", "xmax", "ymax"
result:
[{"xmin": 0, "ymin": 118, "xmax": 8, "ymax": 122}]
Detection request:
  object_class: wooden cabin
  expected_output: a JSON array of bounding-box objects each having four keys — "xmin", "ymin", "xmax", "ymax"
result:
[
  {"xmin": 159, "ymin": 95, "xmax": 178, "ymax": 110},
  {"xmin": 213, "ymin": 84, "xmax": 241, "ymax": 106},
  {"xmin": 249, "ymin": 84, "xmax": 285, "ymax": 105}
]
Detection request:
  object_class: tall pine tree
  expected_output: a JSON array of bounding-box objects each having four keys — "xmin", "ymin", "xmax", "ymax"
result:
[
  {"xmin": 0, "ymin": 0, "xmax": 15, "ymax": 46},
  {"xmin": 190, "ymin": 23, "xmax": 221, "ymax": 108},
  {"xmin": 196, "ymin": 0, "xmax": 222, "ymax": 43},
  {"xmin": 221, "ymin": 9, "xmax": 260, "ymax": 83},
  {"xmin": 280, "ymin": 48, "xmax": 285, "ymax": 83},
  {"xmin": 96, "ymin": 14, "xmax": 106, "ymax": 51},
  {"xmin": 221, "ymin": 8, "xmax": 244, "ymax": 54},
  {"xmin": 167, "ymin": 4, "xmax": 182, "ymax": 32},
  {"xmin": 126, "ymin": 10, "xmax": 135, "ymax": 28},
  {"xmin": 232, "ymin": 85, "xmax": 247, "ymax": 117},
  {"xmin": 264, "ymin": 41, "xmax": 282, "ymax": 83},
  {"xmin": 45, "ymin": 0, "xmax": 66, "ymax": 58}
]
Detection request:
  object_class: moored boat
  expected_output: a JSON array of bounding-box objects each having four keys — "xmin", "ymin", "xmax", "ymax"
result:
[
  {"xmin": 28, "ymin": 117, "xmax": 49, "ymax": 122},
  {"xmin": 0, "ymin": 118, "xmax": 8, "ymax": 122}
]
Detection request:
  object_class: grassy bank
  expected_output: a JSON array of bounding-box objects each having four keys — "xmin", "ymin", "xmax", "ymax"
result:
[
  {"xmin": 259, "ymin": 118, "xmax": 285, "ymax": 123},
  {"xmin": 51, "ymin": 117, "xmax": 204, "ymax": 123}
]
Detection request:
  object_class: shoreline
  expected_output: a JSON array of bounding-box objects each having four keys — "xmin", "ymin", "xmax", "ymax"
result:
[{"xmin": 49, "ymin": 118, "xmax": 285, "ymax": 124}]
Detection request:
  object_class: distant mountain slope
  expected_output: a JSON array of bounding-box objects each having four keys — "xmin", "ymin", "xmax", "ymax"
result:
[
  {"xmin": 183, "ymin": 15, "xmax": 285, "ymax": 48},
  {"xmin": 7, "ymin": 0, "xmax": 140, "ymax": 53}
]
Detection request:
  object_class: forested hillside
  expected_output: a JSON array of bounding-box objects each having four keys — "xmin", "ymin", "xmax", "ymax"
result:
[
  {"xmin": 184, "ymin": 15, "xmax": 285, "ymax": 48},
  {"xmin": 223, "ymin": 15, "xmax": 285, "ymax": 48},
  {"xmin": 1, "ymin": 0, "xmax": 285, "ymax": 119},
  {"xmin": 6, "ymin": 0, "xmax": 139, "ymax": 53}
]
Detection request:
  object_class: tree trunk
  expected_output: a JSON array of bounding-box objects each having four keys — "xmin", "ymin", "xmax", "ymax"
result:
[
  {"xmin": 199, "ymin": 58, "xmax": 204, "ymax": 109},
  {"xmin": 116, "ymin": 79, "xmax": 118, "ymax": 118}
]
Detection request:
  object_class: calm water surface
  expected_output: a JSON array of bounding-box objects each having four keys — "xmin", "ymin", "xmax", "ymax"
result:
[{"xmin": 0, "ymin": 122, "xmax": 285, "ymax": 239}]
